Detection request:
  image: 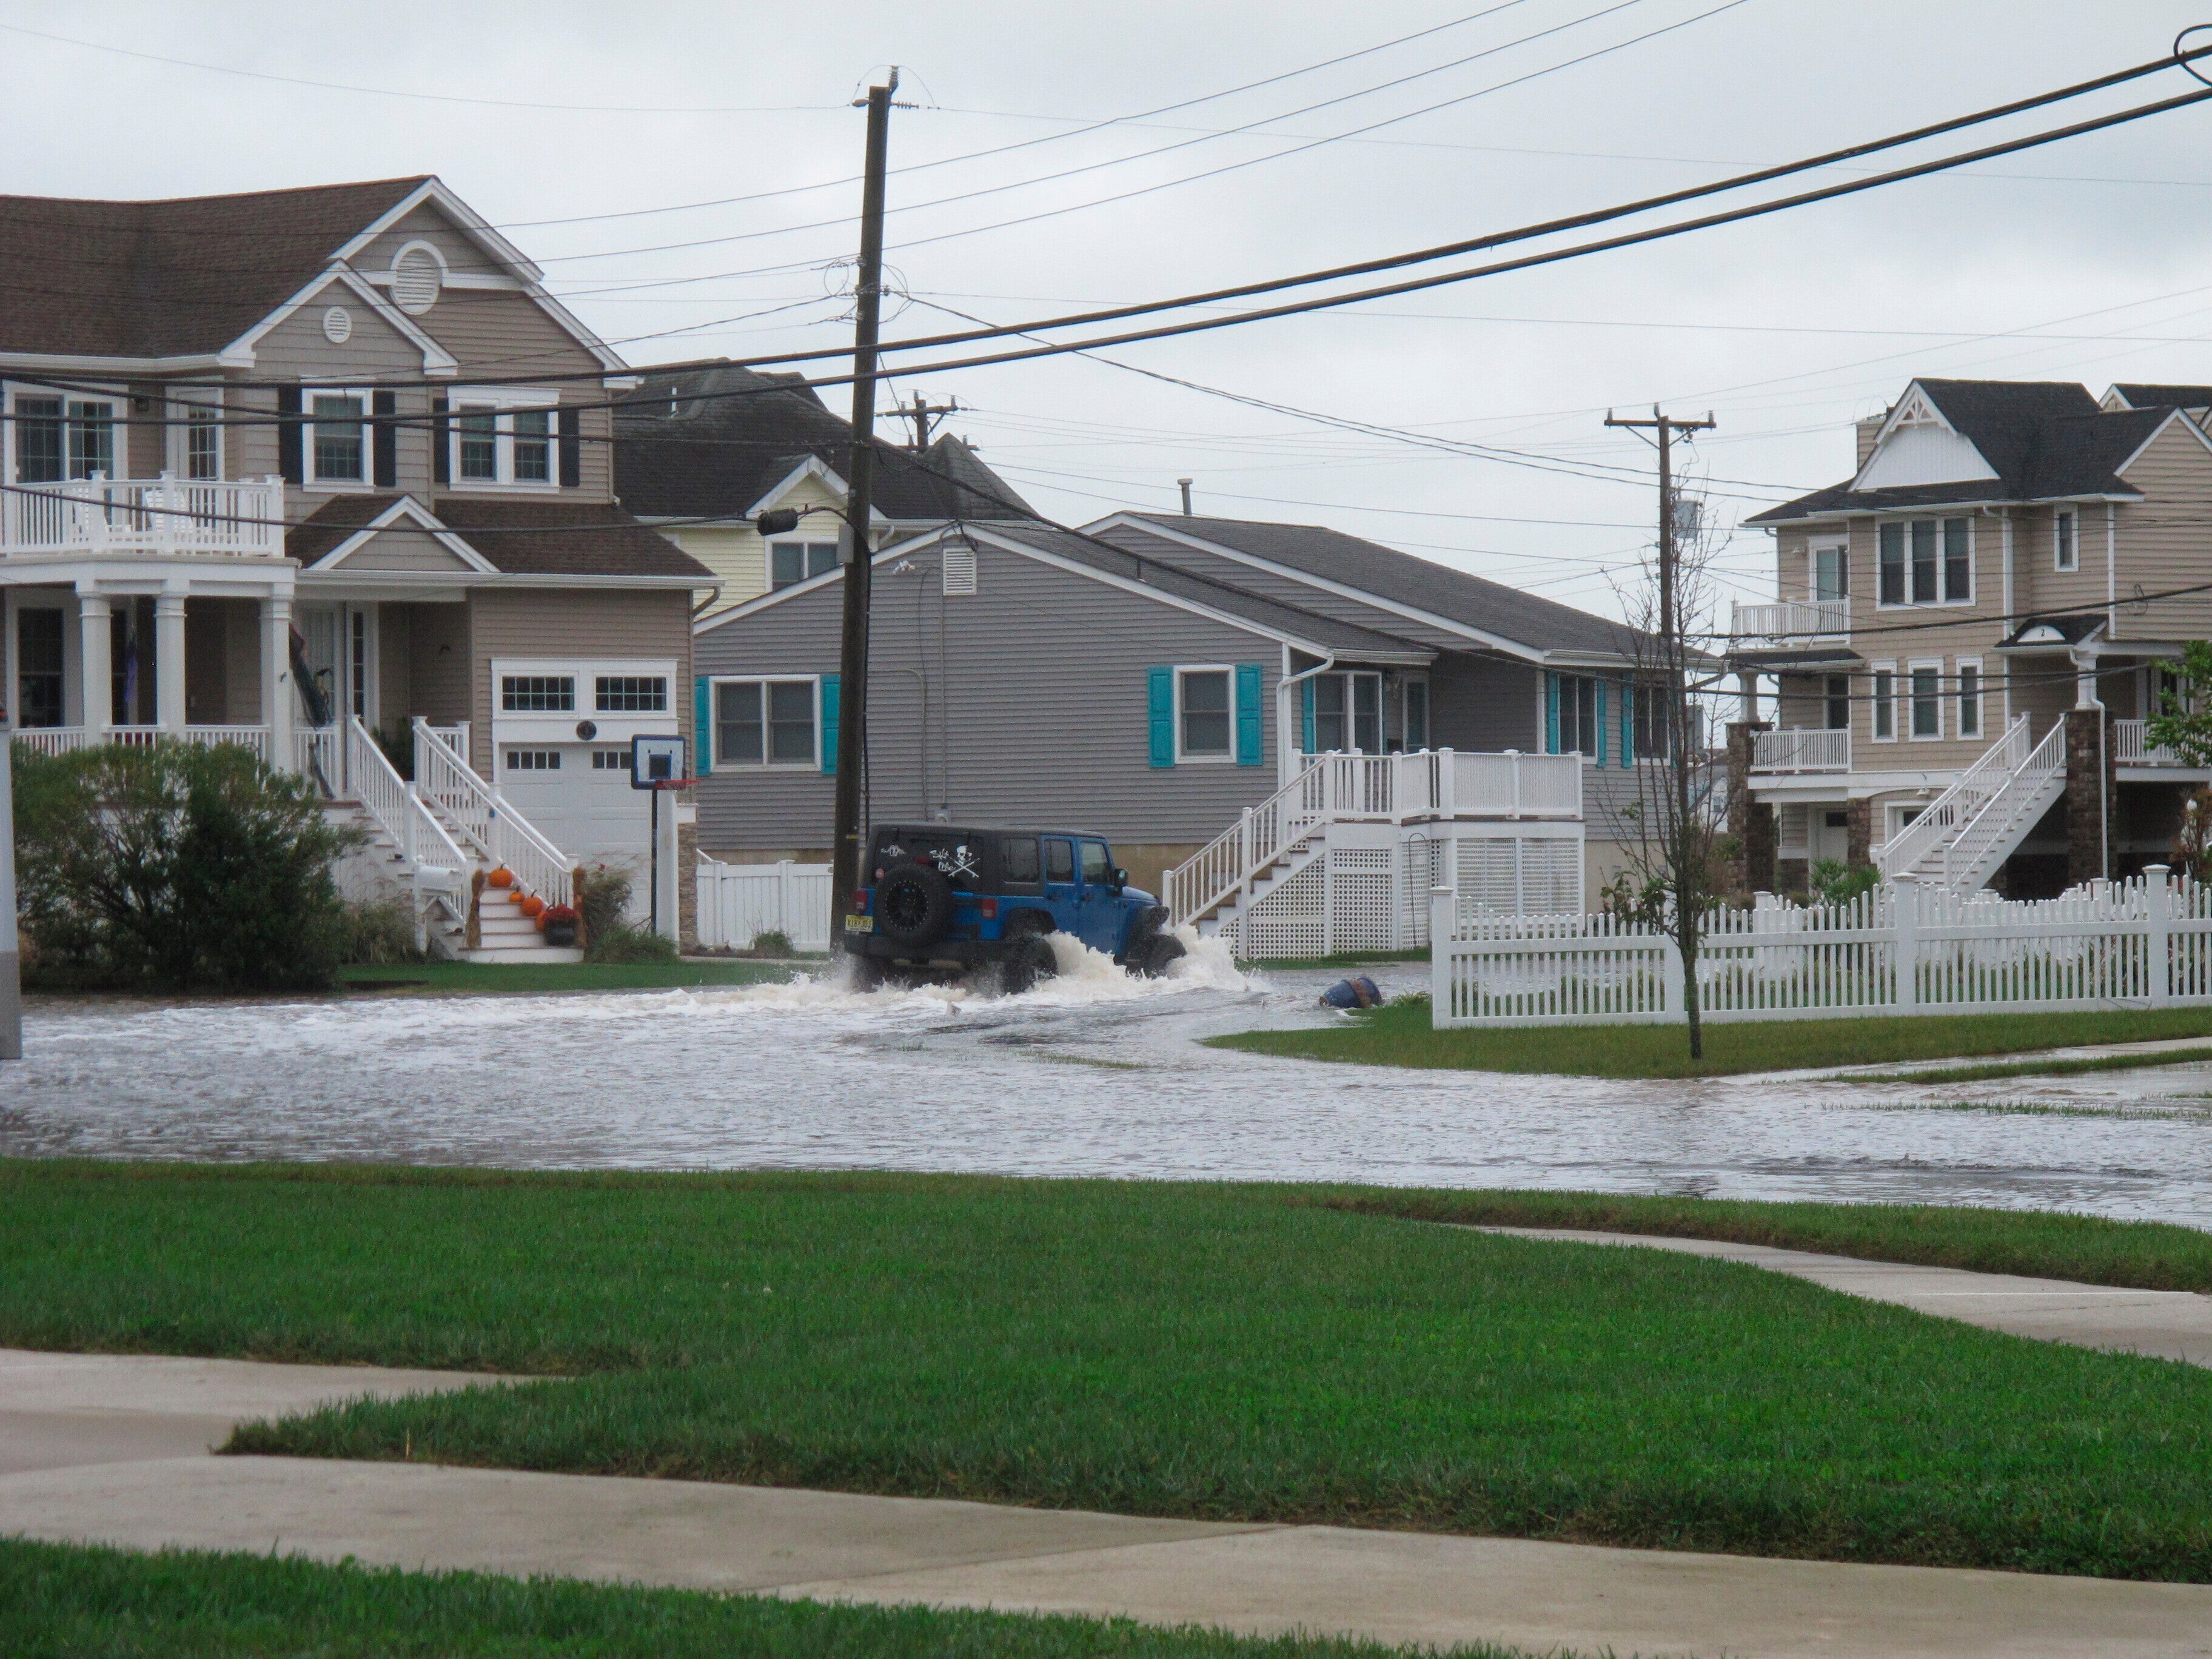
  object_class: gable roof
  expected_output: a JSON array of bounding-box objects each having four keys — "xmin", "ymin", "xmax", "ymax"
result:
[
  {"xmin": 1105, "ymin": 514, "xmax": 1647, "ymax": 661},
  {"xmin": 612, "ymin": 361, "xmax": 1034, "ymax": 523},
  {"xmin": 2107, "ymin": 383, "xmax": 2212, "ymax": 411},
  {"xmin": 0, "ymin": 176, "xmax": 431, "ymax": 360},
  {"xmin": 1751, "ymin": 378, "xmax": 2151, "ymax": 525},
  {"xmin": 287, "ymin": 495, "xmax": 714, "ymax": 581}
]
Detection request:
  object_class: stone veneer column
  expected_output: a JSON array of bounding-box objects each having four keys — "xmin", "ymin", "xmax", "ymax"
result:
[
  {"xmin": 676, "ymin": 809, "xmax": 700, "ymax": 950},
  {"xmin": 1724, "ymin": 720, "xmax": 1775, "ymax": 893},
  {"xmin": 1845, "ymin": 797, "xmax": 1872, "ymax": 869},
  {"xmin": 2065, "ymin": 708, "xmax": 2111, "ymax": 886}
]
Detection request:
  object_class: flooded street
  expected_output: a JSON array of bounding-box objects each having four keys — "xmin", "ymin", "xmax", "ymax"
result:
[{"xmin": 7, "ymin": 937, "xmax": 2212, "ymax": 1227}]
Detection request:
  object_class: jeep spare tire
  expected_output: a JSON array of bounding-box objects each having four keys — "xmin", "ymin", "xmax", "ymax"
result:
[{"xmin": 876, "ymin": 862, "xmax": 955, "ymax": 948}]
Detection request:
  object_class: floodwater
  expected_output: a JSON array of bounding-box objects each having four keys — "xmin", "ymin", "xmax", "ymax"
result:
[{"xmin": 6, "ymin": 933, "xmax": 2212, "ymax": 1228}]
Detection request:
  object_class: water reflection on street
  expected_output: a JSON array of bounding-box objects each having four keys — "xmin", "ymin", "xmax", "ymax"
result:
[{"xmin": 7, "ymin": 938, "xmax": 2212, "ymax": 1228}]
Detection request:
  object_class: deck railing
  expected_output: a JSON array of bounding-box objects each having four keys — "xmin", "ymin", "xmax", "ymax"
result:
[
  {"xmin": 1, "ymin": 475, "xmax": 286, "ymax": 558},
  {"xmin": 5, "ymin": 725, "xmax": 269, "ymax": 762},
  {"xmin": 1730, "ymin": 597, "xmax": 1849, "ymax": 639},
  {"xmin": 1752, "ymin": 728, "xmax": 1850, "ymax": 772},
  {"xmin": 2114, "ymin": 717, "xmax": 2184, "ymax": 766}
]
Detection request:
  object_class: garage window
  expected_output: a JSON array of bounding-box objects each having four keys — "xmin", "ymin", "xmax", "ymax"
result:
[
  {"xmin": 591, "ymin": 749, "xmax": 632, "ymax": 771},
  {"xmin": 595, "ymin": 675, "xmax": 667, "ymax": 712},
  {"xmin": 503, "ymin": 749, "xmax": 561, "ymax": 771},
  {"xmin": 501, "ymin": 675, "xmax": 574, "ymax": 712},
  {"xmin": 714, "ymin": 677, "xmax": 817, "ymax": 766}
]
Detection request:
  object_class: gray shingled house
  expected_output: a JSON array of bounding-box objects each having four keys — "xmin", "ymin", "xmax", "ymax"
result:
[{"xmin": 691, "ymin": 511, "xmax": 1677, "ymax": 948}]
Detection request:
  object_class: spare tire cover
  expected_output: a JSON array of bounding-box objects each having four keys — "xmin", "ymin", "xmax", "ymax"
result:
[{"xmin": 877, "ymin": 861, "xmax": 956, "ymax": 948}]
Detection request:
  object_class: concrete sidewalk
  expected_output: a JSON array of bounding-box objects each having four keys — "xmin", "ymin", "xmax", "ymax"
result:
[
  {"xmin": 5, "ymin": 1346, "xmax": 2212, "ymax": 1657},
  {"xmin": 1475, "ymin": 1227, "xmax": 2212, "ymax": 1364}
]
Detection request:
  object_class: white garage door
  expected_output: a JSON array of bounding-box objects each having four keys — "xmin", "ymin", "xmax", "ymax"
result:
[{"xmin": 495, "ymin": 745, "xmax": 658, "ymax": 918}]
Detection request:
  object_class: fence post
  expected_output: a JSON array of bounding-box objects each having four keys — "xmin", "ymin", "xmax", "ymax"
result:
[
  {"xmin": 1664, "ymin": 927, "xmax": 1689, "ymax": 1024},
  {"xmin": 1892, "ymin": 873, "xmax": 1919, "ymax": 1014},
  {"xmin": 1430, "ymin": 885, "xmax": 1453, "ymax": 1023},
  {"xmin": 2147, "ymin": 863, "xmax": 2173, "ymax": 1007},
  {"xmin": 777, "ymin": 859, "xmax": 793, "ymax": 947}
]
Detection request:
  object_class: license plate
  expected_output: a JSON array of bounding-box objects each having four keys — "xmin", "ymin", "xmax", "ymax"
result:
[{"xmin": 843, "ymin": 913, "xmax": 874, "ymax": 934}]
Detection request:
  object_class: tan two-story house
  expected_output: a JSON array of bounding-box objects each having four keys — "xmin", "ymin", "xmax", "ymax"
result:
[
  {"xmin": 1729, "ymin": 377, "xmax": 2212, "ymax": 896},
  {"xmin": 0, "ymin": 177, "xmax": 716, "ymax": 951}
]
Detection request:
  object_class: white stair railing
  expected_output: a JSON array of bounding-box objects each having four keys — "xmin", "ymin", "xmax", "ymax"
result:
[
  {"xmin": 1934, "ymin": 720, "xmax": 2066, "ymax": 889},
  {"xmin": 1874, "ymin": 714, "xmax": 2032, "ymax": 879},
  {"xmin": 343, "ymin": 716, "xmax": 469, "ymax": 885},
  {"xmin": 1166, "ymin": 765, "xmax": 1318, "ymax": 931},
  {"xmin": 409, "ymin": 716, "xmax": 572, "ymax": 908}
]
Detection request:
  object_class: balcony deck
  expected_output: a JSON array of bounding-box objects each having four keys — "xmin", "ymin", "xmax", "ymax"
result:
[
  {"xmin": 1751, "ymin": 728, "xmax": 1850, "ymax": 774},
  {"xmin": 1, "ymin": 476, "xmax": 286, "ymax": 560},
  {"xmin": 1731, "ymin": 597, "xmax": 1849, "ymax": 642}
]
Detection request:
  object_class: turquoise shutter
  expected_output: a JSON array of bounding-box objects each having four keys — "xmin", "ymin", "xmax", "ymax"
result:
[
  {"xmin": 1234, "ymin": 664, "xmax": 1264, "ymax": 766},
  {"xmin": 694, "ymin": 676, "xmax": 712, "ymax": 774},
  {"xmin": 819, "ymin": 674, "xmax": 839, "ymax": 774},
  {"xmin": 1147, "ymin": 666, "xmax": 1175, "ymax": 767},
  {"xmin": 1595, "ymin": 679, "xmax": 1609, "ymax": 768},
  {"xmin": 1301, "ymin": 680, "xmax": 1316, "ymax": 753},
  {"xmin": 1544, "ymin": 674, "xmax": 1560, "ymax": 754},
  {"xmin": 1620, "ymin": 682, "xmax": 1635, "ymax": 766}
]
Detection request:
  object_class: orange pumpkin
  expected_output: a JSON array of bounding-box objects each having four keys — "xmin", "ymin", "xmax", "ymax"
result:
[
  {"xmin": 534, "ymin": 911, "xmax": 549, "ymax": 931},
  {"xmin": 520, "ymin": 894, "xmax": 546, "ymax": 918},
  {"xmin": 487, "ymin": 866, "xmax": 514, "ymax": 888}
]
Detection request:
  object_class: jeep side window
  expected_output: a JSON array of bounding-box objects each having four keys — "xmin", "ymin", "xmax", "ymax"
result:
[
  {"xmin": 1001, "ymin": 837, "xmax": 1040, "ymax": 884},
  {"xmin": 1080, "ymin": 841, "xmax": 1110, "ymax": 886},
  {"xmin": 1045, "ymin": 839, "xmax": 1074, "ymax": 883}
]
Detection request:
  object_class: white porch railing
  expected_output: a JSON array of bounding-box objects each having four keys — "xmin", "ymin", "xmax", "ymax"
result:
[
  {"xmin": 1752, "ymin": 728, "xmax": 1850, "ymax": 773},
  {"xmin": 420, "ymin": 722, "xmax": 470, "ymax": 761},
  {"xmin": 1, "ymin": 476, "xmax": 286, "ymax": 558},
  {"xmin": 5, "ymin": 725, "xmax": 269, "ymax": 760},
  {"xmin": 1730, "ymin": 597, "xmax": 1849, "ymax": 639},
  {"xmin": 411, "ymin": 716, "xmax": 571, "ymax": 908},
  {"xmin": 696, "ymin": 859, "xmax": 832, "ymax": 952},
  {"xmin": 2114, "ymin": 717, "xmax": 2186, "ymax": 766}
]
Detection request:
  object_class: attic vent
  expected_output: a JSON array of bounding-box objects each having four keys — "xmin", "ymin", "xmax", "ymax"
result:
[
  {"xmin": 391, "ymin": 246, "xmax": 442, "ymax": 315},
  {"xmin": 941, "ymin": 537, "xmax": 977, "ymax": 597},
  {"xmin": 1894, "ymin": 390, "xmax": 1939, "ymax": 427},
  {"xmin": 321, "ymin": 306, "xmax": 352, "ymax": 343}
]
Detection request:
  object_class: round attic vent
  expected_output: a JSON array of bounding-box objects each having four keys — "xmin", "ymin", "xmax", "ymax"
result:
[
  {"xmin": 391, "ymin": 246, "xmax": 441, "ymax": 315},
  {"xmin": 321, "ymin": 306, "xmax": 352, "ymax": 343}
]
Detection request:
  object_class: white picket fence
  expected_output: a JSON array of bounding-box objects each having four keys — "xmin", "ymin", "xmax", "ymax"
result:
[
  {"xmin": 1431, "ymin": 868, "xmax": 2212, "ymax": 1028},
  {"xmin": 695, "ymin": 858, "xmax": 831, "ymax": 953}
]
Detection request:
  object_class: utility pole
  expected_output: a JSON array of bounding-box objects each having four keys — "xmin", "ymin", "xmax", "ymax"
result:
[
  {"xmin": 1604, "ymin": 404, "xmax": 1715, "ymax": 1056},
  {"xmin": 883, "ymin": 390, "xmax": 959, "ymax": 451},
  {"xmin": 831, "ymin": 70, "xmax": 896, "ymax": 948}
]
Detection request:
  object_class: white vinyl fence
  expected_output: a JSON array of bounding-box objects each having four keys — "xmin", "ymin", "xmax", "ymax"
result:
[
  {"xmin": 695, "ymin": 858, "xmax": 832, "ymax": 953},
  {"xmin": 1432, "ymin": 867, "xmax": 2212, "ymax": 1028}
]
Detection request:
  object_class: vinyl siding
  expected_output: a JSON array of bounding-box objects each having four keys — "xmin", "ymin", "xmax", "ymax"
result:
[
  {"xmin": 405, "ymin": 603, "xmax": 471, "ymax": 731},
  {"xmin": 377, "ymin": 603, "xmax": 413, "ymax": 729},
  {"xmin": 463, "ymin": 588, "xmax": 694, "ymax": 776},
  {"xmin": 253, "ymin": 298, "xmax": 424, "ymax": 381},
  {"xmin": 2014, "ymin": 500, "xmax": 2115, "ymax": 623},
  {"xmin": 352, "ymin": 203, "xmax": 514, "ymax": 281},
  {"xmin": 692, "ymin": 537, "xmax": 1287, "ymax": 849},
  {"xmin": 2111, "ymin": 418, "xmax": 2212, "ymax": 642}
]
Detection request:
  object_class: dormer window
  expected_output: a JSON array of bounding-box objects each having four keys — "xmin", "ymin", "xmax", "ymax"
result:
[{"xmin": 447, "ymin": 390, "xmax": 561, "ymax": 488}]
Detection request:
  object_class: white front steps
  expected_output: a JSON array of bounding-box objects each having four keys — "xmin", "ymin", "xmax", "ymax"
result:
[
  {"xmin": 463, "ymin": 883, "xmax": 584, "ymax": 965},
  {"xmin": 1876, "ymin": 716, "xmax": 2068, "ymax": 890}
]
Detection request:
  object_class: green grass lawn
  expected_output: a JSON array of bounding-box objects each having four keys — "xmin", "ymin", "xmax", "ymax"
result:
[
  {"xmin": 339, "ymin": 960, "xmax": 803, "ymax": 995},
  {"xmin": 1210, "ymin": 997, "xmax": 2212, "ymax": 1078},
  {"xmin": 1, "ymin": 1538, "xmax": 1529, "ymax": 1659},
  {"xmin": 1840, "ymin": 1047, "xmax": 2212, "ymax": 1085},
  {"xmin": 9, "ymin": 1162, "xmax": 2212, "ymax": 1582}
]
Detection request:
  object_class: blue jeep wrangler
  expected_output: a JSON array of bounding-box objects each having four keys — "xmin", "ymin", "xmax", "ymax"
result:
[{"xmin": 846, "ymin": 824, "xmax": 1186, "ymax": 993}]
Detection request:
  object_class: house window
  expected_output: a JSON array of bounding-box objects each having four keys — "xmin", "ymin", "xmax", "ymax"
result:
[
  {"xmin": 1825, "ymin": 674, "xmax": 1850, "ymax": 731},
  {"xmin": 1312, "ymin": 671, "xmax": 1382, "ymax": 754},
  {"xmin": 349, "ymin": 610, "xmax": 370, "ymax": 721},
  {"xmin": 447, "ymin": 395, "xmax": 561, "ymax": 487},
  {"xmin": 1633, "ymin": 681, "xmax": 1671, "ymax": 762},
  {"xmin": 591, "ymin": 749, "xmax": 632, "ymax": 771},
  {"xmin": 458, "ymin": 411, "xmax": 497, "ymax": 480},
  {"xmin": 310, "ymin": 392, "xmax": 366, "ymax": 483},
  {"xmin": 513, "ymin": 409, "xmax": 552, "ymax": 483},
  {"xmin": 770, "ymin": 541, "xmax": 838, "ymax": 589},
  {"xmin": 501, "ymin": 674, "xmax": 575, "ymax": 712},
  {"xmin": 714, "ymin": 677, "xmax": 817, "ymax": 766},
  {"xmin": 1403, "ymin": 679, "xmax": 1429, "ymax": 750},
  {"xmin": 595, "ymin": 675, "xmax": 668, "ymax": 713},
  {"xmin": 12, "ymin": 395, "xmax": 115, "ymax": 483},
  {"xmin": 1176, "ymin": 668, "xmax": 1232, "ymax": 759},
  {"xmin": 1877, "ymin": 517, "xmax": 1970, "ymax": 606},
  {"xmin": 2055, "ymin": 509, "xmax": 2077, "ymax": 571},
  {"xmin": 1813, "ymin": 545, "xmax": 1848, "ymax": 602},
  {"xmin": 1909, "ymin": 662, "xmax": 1942, "ymax": 739},
  {"xmin": 1872, "ymin": 665, "xmax": 1896, "ymax": 740},
  {"xmin": 171, "ymin": 390, "xmax": 223, "ymax": 480},
  {"xmin": 503, "ymin": 749, "xmax": 560, "ymax": 771},
  {"xmin": 16, "ymin": 608, "xmax": 64, "ymax": 727},
  {"xmin": 1550, "ymin": 673, "xmax": 1598, "ymax": 757},
  {"xmin": 1957, "ymin": 660, "xmax": 1982, "ymax": 739}
]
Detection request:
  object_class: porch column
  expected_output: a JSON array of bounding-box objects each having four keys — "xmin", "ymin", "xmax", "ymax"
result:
[
  {"xmin": 1735, "ymin": 670, "xmax": 1758, "ymax": 724},
  {"xmin": 155, "ymin": 590, "xmax": 187, "ymax": 735},
  {"xmin": 76, "ymin": 590, "xmax": 111, "ymax": 732},
  {"xmin": 1724, "ymin": 719, "xmax": 1774, "ymax": 894},
  {"xmin": 262, "ymin": 594, "xmax": 294, "ymax": 770}
]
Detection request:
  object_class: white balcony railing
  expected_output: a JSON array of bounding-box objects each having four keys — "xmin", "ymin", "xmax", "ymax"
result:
[
  {"xmin": 1731, "ymin": 597, "xmax": 1849, "ymax": 640},
  {"xmin": 2, "ymin": 475, "xmax": 286, "ymax": 558},
  {"xmin": 1751, "ymin": 728, "xmax": 1851, "ymax": 773},
  {"xmin": 5, "ymin": 725, "xmax": 270, "ymax": 761},
  {"xmin": 2114, "ymin": 718, "xmax": 2187, "ymax": 766}
]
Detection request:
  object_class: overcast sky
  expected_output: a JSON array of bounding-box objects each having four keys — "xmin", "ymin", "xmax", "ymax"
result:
[{"xmin": 10, "ymin": 1, "xmax": 2212, "ymax": 623}]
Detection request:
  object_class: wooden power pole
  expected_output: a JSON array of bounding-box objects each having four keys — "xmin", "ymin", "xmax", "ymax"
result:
[
  {"xmin": 1604, "ymin": 404, "xmax": 1715, "ymax": 1056},
  {"xmin": 885, "ymin": 390, "xmax": 959, "ymax": 451},
  {"xmin": 831, "ymin": 72, "xmax": 897, "ymax": 946}
]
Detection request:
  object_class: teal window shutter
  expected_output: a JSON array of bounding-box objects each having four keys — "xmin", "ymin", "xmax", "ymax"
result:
[
  {"xmin": 1234, "ymin": 664, "xmax": 1264, "ymax": 766},
  {"xmin": 819, "ymin": 674, "xmax": 840, "ymax": 774},
  {"xmin": 1148, "ymin": 666, "xmax": 1175, "ymax": 767},
  {"xmin": 1544, "ymin": 674, "xmax": 1560, "ymax": 754},
  {"xmin": 1300, "ymin": 679, "xmax": 1316, "ymax": 753},
  {"xmin": 1595, "ymin": 679, "xmax": 1609, "ymax": 768},
  {"xmin": 694, "ymin": 675, "xmax": 712, "ymax": 774},
  {"xmin": 1620, "ymin": 682, "xmax": 1635, "ymax": 766}
]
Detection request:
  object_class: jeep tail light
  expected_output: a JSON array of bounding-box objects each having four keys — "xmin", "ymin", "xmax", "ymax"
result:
[
  {"xmin": 852, "ymin": 889, "xmax": 870, "ymax": 913},
  {"xmin": 979, "ymin": 897, "xmax": 999, "ymax": 920}
]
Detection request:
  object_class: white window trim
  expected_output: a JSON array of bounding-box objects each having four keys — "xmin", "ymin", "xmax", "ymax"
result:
[
  {"xmin": 710, "ymin": 673, "xmax": 823, "ymax": 771},
  {"xmin": 1956, "ymin": 655, "xmax": 1984, "ymax": 740},
  {"xmin": 304, "ymin": 386, "xmax": 375, "ymax": 489},
  {"xmin": 1871, "ymin": 660, "xmax": 1898, "ymax": 742},
  {"xmin": 591, "ymin": 672, "xmax": 671, "ymax": 716},
  {"xmin": 166, "ymin": 385, "xmax": 226, "ymax": 481},
  {"xmin": 3, "ymin": 379, "xmax": 125, "ymax": 484},
  {"xmin": 1874, "ymin": 516, "xmax": 1975, "ymax": 609},
  {"xmin": 447, "ymin": 385, "xmax": 562, "ymax": 492},
  {"xmin": 768, "ymin": 538, "xmax": 841, "ymax": 591},
  {"xmin": 1173, "ymin": 663, "xmax": 1236, "ymax": 764},
  {"xmin": 1400, "ymin": 672, "xmax": 1430, "ymax": 751},
  {"xmin": 2054, "ymin": 506, "xmax": 2079, "ymax": 572},
  {"xmin": 498, "ymin": 672, "xmax": 579, "ymax": 715},
  {"xmin": 1809, "ymin": 541, "xmax": 1849, "ymax": 603},
  {"xmin": 1906, "ymin": 658, "xmax": 1945, "ymax": 741}
]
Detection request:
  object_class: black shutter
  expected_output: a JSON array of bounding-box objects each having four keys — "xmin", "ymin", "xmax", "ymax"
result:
[
  {"xmin": 432, "ymin": 394, "xmax": 449, "ymax": 484},
  {"xmin": 276, "ymin": 386, "xmax": 303, "ymax": 484},
  {"xmin": 558, "ymin": 407, "xmax": 581, "ymax": 488},
  {"xmin": 372, "ymin": 391, "xmax": 397, "ymax": 488}
]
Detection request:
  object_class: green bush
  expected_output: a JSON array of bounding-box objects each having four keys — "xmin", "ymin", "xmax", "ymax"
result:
[
  {"xmin": 1808, "ymin": 857, "xmax": 1879, "ymax": 907},
  {"xmin": 339, "ymin": 897, "xmax": 427, "ymax": 965},
  {"xmin": 571, "ymin": 861, "xmax": 677, "ymax": 962},
  {"xmin": 589, "ymin": 925, "xmax": 680, "ymax": 964},
  {"xmin": 12, "ymin": 740, "xmax": 360, "ymax": 992},
  {"xmin": 749, "ymin": 928, "xmax": 794, "ymax": 957}
]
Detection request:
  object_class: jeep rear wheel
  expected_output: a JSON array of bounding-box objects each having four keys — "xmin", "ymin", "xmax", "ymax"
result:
[
  {"xmin": 876, "ymin": 862, "xmax": 955, "ymax": 949},
  {"xmin": 1002, "ymin": 934, "xmax": 1059, "ymax": 996}
]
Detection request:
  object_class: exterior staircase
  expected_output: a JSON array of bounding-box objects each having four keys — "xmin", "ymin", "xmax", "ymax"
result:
[
  {"xmin": 1874, "ymin": 714, "xmax": 2068, "ymax": 890},
  {"xmin": 319, "ymin": 716, "xmax": 583, "ymax": 963}
]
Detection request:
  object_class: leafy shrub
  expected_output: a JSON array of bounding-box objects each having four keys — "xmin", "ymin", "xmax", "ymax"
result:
[
  {"xmin": 569, "ymin": 861, "xmax": 677, "ymax": 962},
  {"xmin": 749, "ymin": 929, "xmax": 794, "ymax": 957},
  {"xmin": 338, "ymin": 897, "xmax": 426, "ymax": 965},
  {"xmin": 1808, "ymin": 857, "xmax": 1880, "ymax": 907},
  {"xmin": 13, "ymin": 740, "xmax": 360, "ymax": 991},
  {"xmin": 589, "ymin": 926, "xmax": 680, "ymax": 964}
]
